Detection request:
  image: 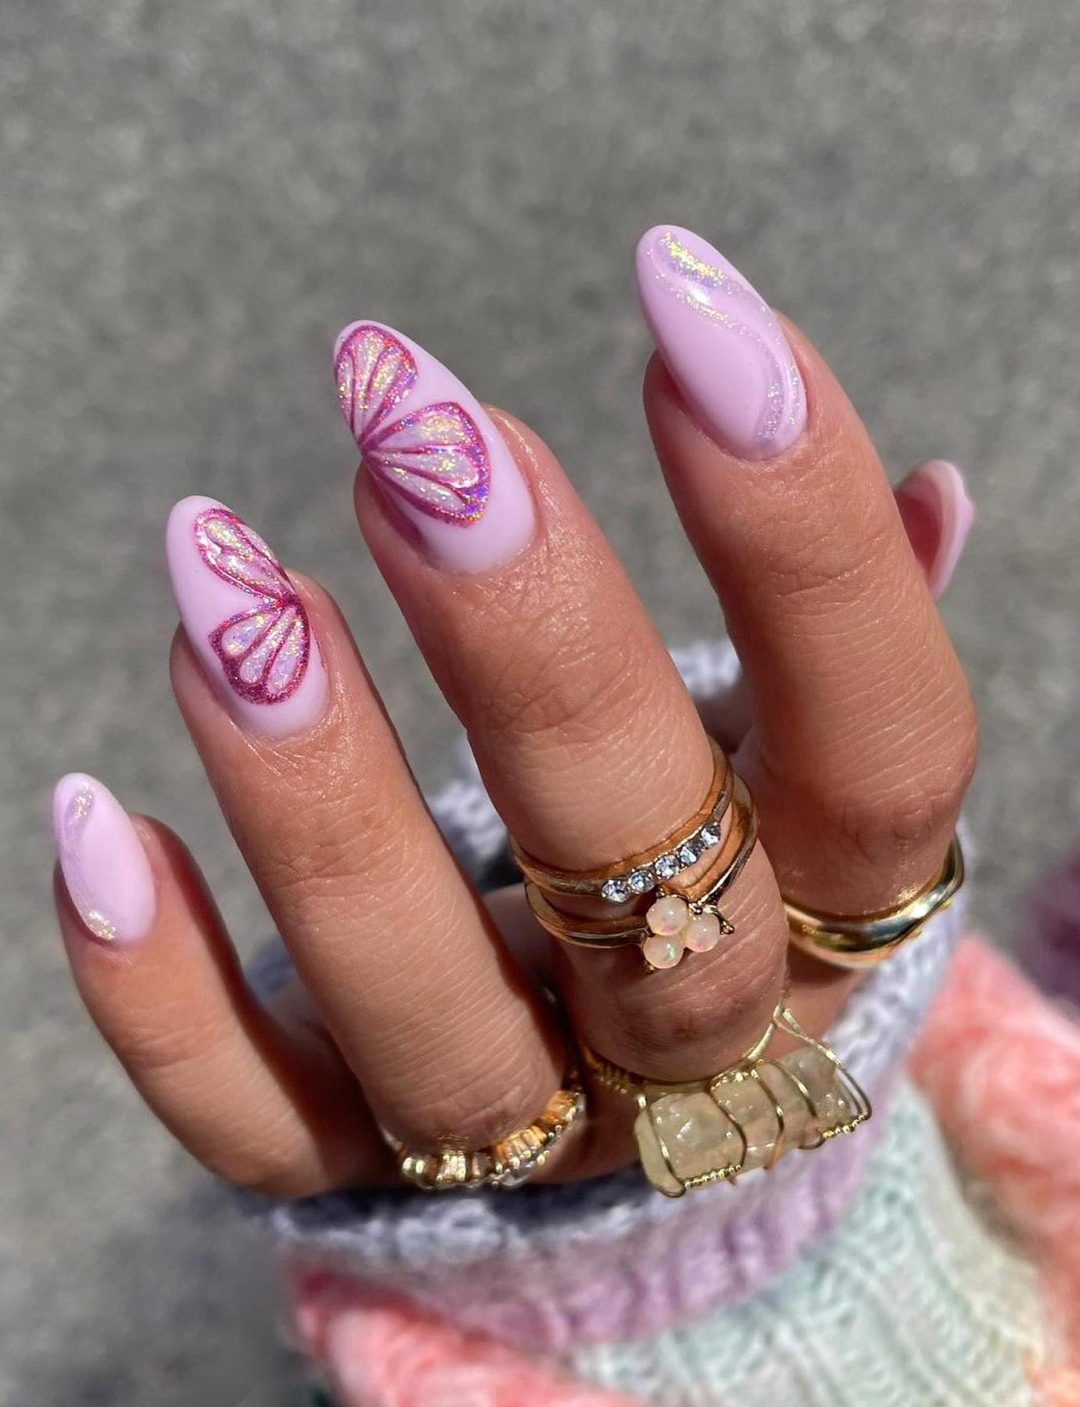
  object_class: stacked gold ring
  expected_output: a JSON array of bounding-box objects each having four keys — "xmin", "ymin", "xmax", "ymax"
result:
[
  {"xmin": 514, "ymin": 738, "xmax": 758, "ymax": 971},
  {"xmin": 511, "ymin": 738, "xmax": 734, "ymax": 903}
]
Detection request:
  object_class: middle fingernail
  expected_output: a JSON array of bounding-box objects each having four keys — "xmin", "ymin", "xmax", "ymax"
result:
[
  {"xmin": 635, "ymin": 224, "xmax": 806, "ymax": 460},
  {"xmin": 166, "ymin": 495, "xmax": 329, "ymax": 739},
  {"xmin": 333, "ymin": 321, "xmax": 536, "ymax": 573}
]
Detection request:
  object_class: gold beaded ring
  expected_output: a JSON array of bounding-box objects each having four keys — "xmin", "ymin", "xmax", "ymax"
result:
[
  {"xmin": 384, "ymin": 1079, "xmax": 586, "ymax": 1192},
  {"xmin": 582, "ymin": 999, "xmax": 870, "ymax": 1198},
  {"xmin": 522, "ymin": 771, "xmax": 758, "ymax": 970},
  {"xmin": 511, "ymin": 737, "xmax": 733, "ymax": 905},
  {"xmin": 785, "ymin": 836, "xmax": 965, "ymax": 969}
]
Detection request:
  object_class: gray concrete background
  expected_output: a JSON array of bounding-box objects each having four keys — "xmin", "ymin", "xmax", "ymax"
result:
[{"xmin": 3, "ymin": 2, "xmax": 1079, "ymax": 1402}]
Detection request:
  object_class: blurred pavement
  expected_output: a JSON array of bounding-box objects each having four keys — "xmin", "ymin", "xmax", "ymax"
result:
[{"xmin": 3, "ymin": 2, "xmax": 1079, "ymax": 1401}]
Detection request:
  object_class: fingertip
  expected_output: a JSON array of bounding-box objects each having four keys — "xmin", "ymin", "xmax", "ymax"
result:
[
  {"xmin": 896, "ymin": 459, "xmax": 975, "ymax": 599},
  {"xmin": 51, "ymin": 772, "xmax": 156, "ymax": 946}
]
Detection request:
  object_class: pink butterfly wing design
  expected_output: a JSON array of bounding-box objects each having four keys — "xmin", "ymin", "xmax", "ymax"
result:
[
  {"xmin": 335, "ymin": 324, "xmax": 491, "ymax": 525},
  {"xmin": 193, "ymin": 508, "xmax": 311, "ymax": 705}
]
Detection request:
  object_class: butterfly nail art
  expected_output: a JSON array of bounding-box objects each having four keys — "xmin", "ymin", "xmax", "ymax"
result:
[
  {"xmin": 334, "ymin": 323, "xmax": 491, "ymax": 525},
  {"xmin": 193, "ymin": 507, "xmax": 311, "ymax": 705}
]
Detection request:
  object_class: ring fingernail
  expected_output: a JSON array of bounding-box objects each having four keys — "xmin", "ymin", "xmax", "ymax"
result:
[
  {"xmin": 333, "ymin": 321, "xmax": 536, "ymax": 573},
  {"xmin": 895, "ymin": 459, "xmax": 975, "ymax": 600},
  {"xmin": 166, "ymin": 496, "xmax": 329, "ymax": 738},
  {"xmin": 635, "ymin": 224, "xmax": 806, "ymax": 460},
  {"xmin": 52, "ymin": 774, "xmax": 155, "ymax": 943}
]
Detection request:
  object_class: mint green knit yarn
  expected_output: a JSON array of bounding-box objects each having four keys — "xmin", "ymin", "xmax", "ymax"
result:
[{"xmin": 574, "ymin": 1084, "xmax": 1043, "ymax": 1407}]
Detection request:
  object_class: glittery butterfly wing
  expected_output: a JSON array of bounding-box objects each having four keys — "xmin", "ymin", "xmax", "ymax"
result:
[
  {"xmin": 336, "ymin": 324, "xmax": 490, "ymax": 525},
  {"xmin": 194, "ymin": 507, "xmax": 311, "ymax": 705}
]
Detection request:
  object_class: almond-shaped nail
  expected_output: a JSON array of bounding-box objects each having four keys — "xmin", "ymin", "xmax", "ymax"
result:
[
  {"xmin": 166, "ymin": 496, "xmax": 328, "ymax": 738},
  {"xmin": 333, "ymin": 321, "xmax": 536, "ymax": 572},
  {"xmin": 52, "ymin": 774, "xmax": 155, "ymax": 944},
  {"xmin": 895, "ymin": 459, "xmax": 974, "ymax": 600},
  {"xmin": 635, "ymin": 224, "xmax": 806, "ymax": 460}
]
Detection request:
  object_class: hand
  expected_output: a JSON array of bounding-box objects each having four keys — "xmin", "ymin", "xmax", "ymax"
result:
[{"xmin": 51, "ymin": 226, "xmax": 977, "ymax": 1195}]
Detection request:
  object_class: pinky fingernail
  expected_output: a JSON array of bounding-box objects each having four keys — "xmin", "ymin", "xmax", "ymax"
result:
[
  {"xmin": 895, "ymin": 459, "xmax": 974, "ymax": 600},
  {"xmin": 52, "ymin": 774, "xmax": 155, "ymax": 944}
]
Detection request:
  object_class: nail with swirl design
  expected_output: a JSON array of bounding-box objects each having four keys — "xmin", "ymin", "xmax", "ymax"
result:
[
  {"xmin": 635, "ymin": 225, "xmax": 806, "ymax": 460},
  {"xmin": 334, "ymin": 321, "xmax": 536, "ymax": 573}
]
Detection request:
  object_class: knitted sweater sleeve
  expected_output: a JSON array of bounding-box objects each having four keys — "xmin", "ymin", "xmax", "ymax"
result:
[{"xmin": 240, "ymin": 641, "xmax": 966, "ymax": 1354}]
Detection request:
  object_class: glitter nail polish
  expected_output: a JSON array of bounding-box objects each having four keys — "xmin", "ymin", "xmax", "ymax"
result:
[
  {"xmin": 52, "ymin": 774, "xmax": 155, "ymax": 944},
  {"xmin": 333, "ymin": 321, "xmax": 535, "ymax": 572},
  {"xmin": 635, "ymin": 225, "xmax": 806, "ymax": 460},
  {"xmin": 166, "ymin": 496, "xmax": 329, "ymax": 738}
]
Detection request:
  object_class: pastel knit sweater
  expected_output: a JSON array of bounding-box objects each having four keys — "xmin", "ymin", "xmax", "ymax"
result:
[{"xmin": 246, "ymin": 642, "xmax": 1080, "ymax": 1406}]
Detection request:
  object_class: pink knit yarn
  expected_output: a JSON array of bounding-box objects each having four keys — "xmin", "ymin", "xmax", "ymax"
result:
[
  {"xmin": 290, "ymin": 937, "xmax": 1080, "ymax": 1405},
  {"xmin": 292, "ymin": 1271, "xmax": 642, "ymax": 1407},
  {"xmin": 911, "ymin": 937, "xmax": 1080, "ymax": 1383}
]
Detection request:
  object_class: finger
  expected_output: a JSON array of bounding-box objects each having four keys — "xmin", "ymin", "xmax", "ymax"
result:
[
  {"xmin": 894, "ymin": 459, "xmax": 974, "ymax": 602},
  {"xmin": 333, "ymin": 322, "xmax": 789, "ymax": 1091},
  {"xmin": 708, "ymin": 457, "xmax": 975, "ymax": 751},
  {"xmin": 637, "ymin": 226, "xmax": 978, "ymax": 914},
  {"xmin": 165, "ymin": 496, "xmax": 566, "ymax": 1163},
  {"xmin": 52, "ymin": 774, "xmax": 379, "ymax": 1194}
]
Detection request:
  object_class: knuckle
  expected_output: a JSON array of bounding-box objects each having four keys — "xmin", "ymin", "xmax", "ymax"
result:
[
  {"xmin": 465, "ymin": 570, "xmax": 661, "ymax": 749},
  {"xmin": 825, "ymin": 753, "xmax": 974, "ymax": 867},
  {"xmin": 615, "ymin": 881, "xmax": 788, "ymax": 1072},
  {"xmin": 212, "ymin": 1142, "xmax": 310, "ymax": 1198},
  {"xmin": 825, "ymin": 687, "xmax": 979, "ymax": 866},
  {"xmin": 256, "ymin": 783, "xmax": 416, "ymax": 918},
  {"xmin": 753, "ymin": 480, "xmax": 895, "ymax": 609},
  {"xmin": 398, "ymin": 1058, "xmax": 555, "ymax": 1153},
  {"xmin": 113, "ymin": 1009, "xmax": 223, "ymax": 1081},
  {"xmin": 479, "ymin": 635, "xmax": 651, "ymax": 749},
  {"xmin": 203, "ymin": 1111, "xmax": 363, "ymax": 1200}
]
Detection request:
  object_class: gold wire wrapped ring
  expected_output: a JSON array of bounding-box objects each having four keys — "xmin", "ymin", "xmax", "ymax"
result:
[{"xmin": 582, "ymin": 999, "xmax": 870, "ymax": 1197}]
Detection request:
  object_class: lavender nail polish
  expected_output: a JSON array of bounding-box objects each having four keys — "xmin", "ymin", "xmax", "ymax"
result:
[
  {"xmin": 333, "ymin": 321, "xmax": 536, "ymax": 572},
  {"xmin": 635, "ymin": 225, "xmax": 806, "ymax": 460},
  {"xmin": 166, "ymin": 496, "xmax": 329, "ymax": 739},
  {"xmin": 52, "ymin": 774, "xmax": 155, "ymax": 944},
  {"xmin": 895, "ymin": 459, "xmax": 974, "ymax": 600}
]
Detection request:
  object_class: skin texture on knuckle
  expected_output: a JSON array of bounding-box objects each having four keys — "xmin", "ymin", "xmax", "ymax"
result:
[
  {"xmin": 813, "ymin": 675, "xmax": 977, "ymax": 867},
  {"xmin": 448, "ymin": 545, "xmax": 673, "ymax": 755},
  {"xmin": 233, "ymin": 758, "xmax": 444, "ymax": 940},
  {"xmin": 209, "ymin": 1123, "xmax": 353, "ymax": 1199},
  {"xmin": 382, "ymin": 1045, "xmax": 561, "ymax": 1152},
  {"xmin": 101, "ymin": 993, "xmax": 232, "ymax": 1084}
]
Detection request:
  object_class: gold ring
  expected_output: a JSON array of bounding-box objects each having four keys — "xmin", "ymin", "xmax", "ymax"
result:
[
  {"xmin": 582, "ymin": 999, "xmax": 870, "ymax": 1197},
  {"xmin": 384, "ymin": 1079, "xmax": 585, "ymax": 1191},
  {"xmin": 511, "ymin": 737, "xmax": 733, "ymax": 904},
  {"xmin": 522, "ymin": 770, "xmax": 758, "ymax": 970},
  {"xmin": 785, "ymin": 836, "xmax": 964, "ymax": 969}
]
